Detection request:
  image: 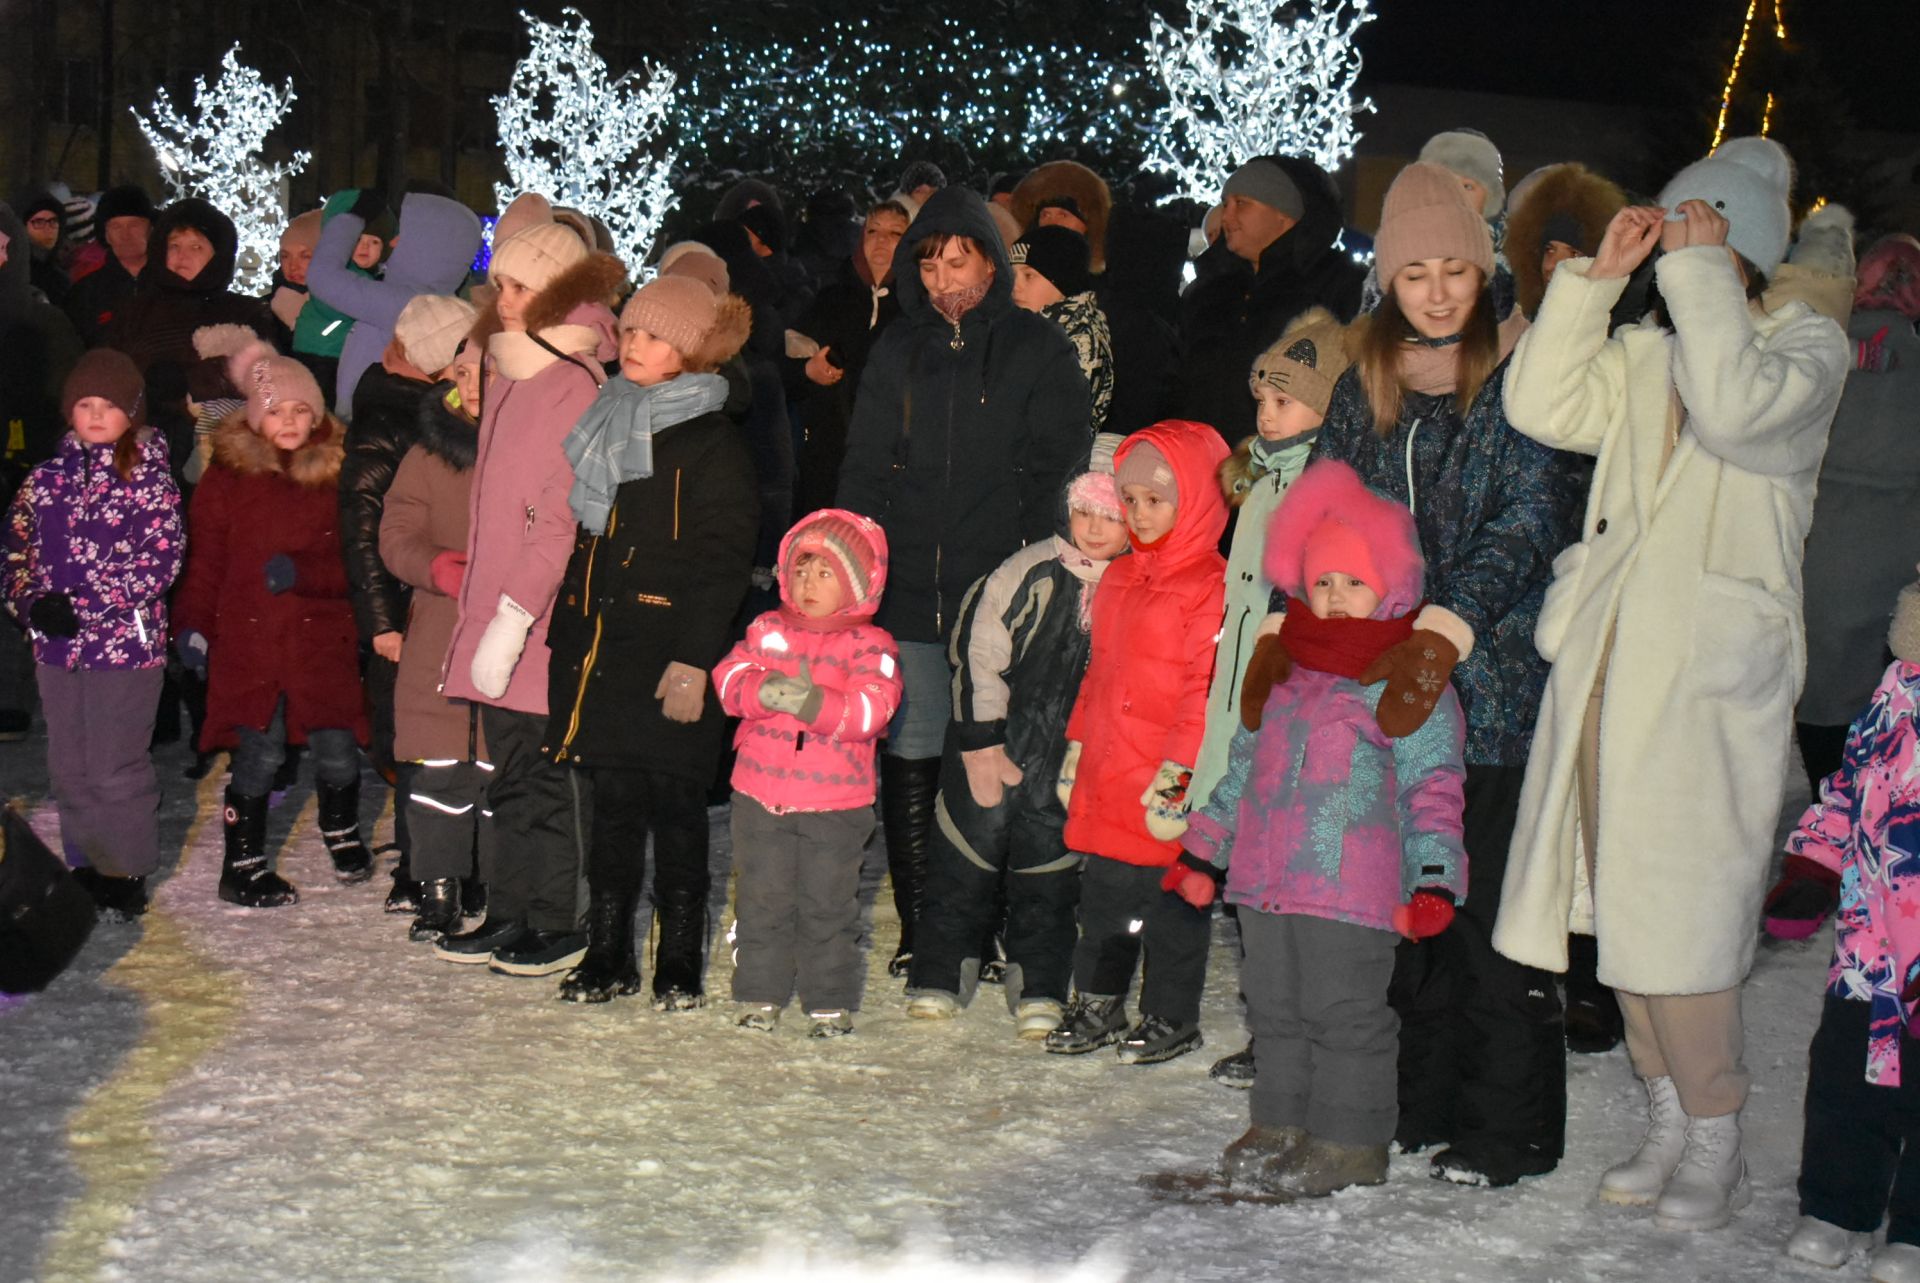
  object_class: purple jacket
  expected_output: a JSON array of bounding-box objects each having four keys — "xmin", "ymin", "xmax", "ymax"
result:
[
  {"xmin": 1183, "ymin": 667, "xmax": 1468, "ymax": 932},
  {"xmin": 2, "ymin": 430, "xmax": 184, "ymax": 670}
]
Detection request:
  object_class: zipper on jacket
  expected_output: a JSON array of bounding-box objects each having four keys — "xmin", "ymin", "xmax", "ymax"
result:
[{"xmin": 558, "ymin": 509, "xmax": 616, "ymax": 758}]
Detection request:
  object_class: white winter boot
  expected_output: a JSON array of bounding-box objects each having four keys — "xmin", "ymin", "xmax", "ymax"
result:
[
  {"xmin": 1598, "ymin": 1075, "xmax": 1689, "ymax": 1207},
  {"xmin": 1653, "ymin": 1111, "xmax": 1751, "ymax": 1231},
  {"xmin": 1872, "ymin": 1243, "xmax": 1920, "ymax": 1283},
  {"xmin": 1784, "ymin": 1215, "xmax": 1872, "ymax": 1267}
]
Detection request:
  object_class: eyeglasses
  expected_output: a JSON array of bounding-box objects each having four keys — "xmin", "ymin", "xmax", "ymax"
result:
[{"xmin": 25, "ymin": 215, "xmax": 58, "ymax": 230}]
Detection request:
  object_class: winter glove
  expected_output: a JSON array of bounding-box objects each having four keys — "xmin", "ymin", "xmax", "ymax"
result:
[
  {"xmin": 177, "ymin": 629, "xmax": 210, "ymax": 676},
  {"xmin": 1359, "ymin": 626, "xmax": 1462, "ymax": 738},
  {"xmin": 962, "ymin": 744, "xmax": 1024, "ymax": 810},
  {"xmin": 1763, "ymin": 854, "xmax": 1843, "ymax": 941},
  {"xmin": 1141, "ymin": 760, "xmax": 1194, "ymax": 842},
  {"xmin": 27, "ymin": 593, "xmax": 78, "ymax": 638},
  {"xmin": 430, "ymin": 550, "xmax": 467, "ymax": 598},
  {"xmin": 657, "ymin": 660, "xmax": 708, "ymax": 725},
  {"xmin": 1239, "ymin": 633, "xmax": 1294, "ymax": 731},
  {"xmin": 263, "ymin": 553, "xmax": 297, "ymax": 595},
  {"xmin": 1392, "ymin": 890, "xmax": 1456, "ymax": 941},
  {"xmin": 1160, "ymin": 856, "xmax": 1221, "ymax": 910},
  {"xmin": 757, "ymin": 658, "xmax": 823, "ymax": 723},
  {"xmin": 348, "ymin": 187, "xmax": 390, "ymax": 224},
  {"xmin": 1857, "ymin": 325, "xmax": 1900, "ymax": 374},
  {"xmin": 469, "ymin": 595, "xmax": 534, "ymax": 700},
  {"xmin": 1057, "ymin": 740, "xmax": 1083, "ymax": 810}
]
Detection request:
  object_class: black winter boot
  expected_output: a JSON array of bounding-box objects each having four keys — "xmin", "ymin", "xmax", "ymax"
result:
[
  {"xmin": 71, "ymin": 867, "xmax": 150, "ymax": 921},
  {"xmin": 651, "ymin": 889, "xmax": 710, "ymax": 1011},
  {"xmin": 1564, "ymin": 933, "xmax": 1624, "ymax": 1054},
  {"xmin": 879, "ymin": 756, "xmax": 941, "ymax": 978},
  {"xmin": 317, "ymin": 778, "xmax": 374, "ymax": 883},
  {"xmin": 408, "ymin": 878, "xmax": 463, "ymax": 942},
  {"xmin": 559, "ymin": 887, "xmax": 642, "ymax": 1003},
  {"xmin": 218, "ymin": 789, "xmax": 299, "ymax": 908},
  {"xmin": 385, "ymin": 848, "xmax": 420, "ymax": 914}
]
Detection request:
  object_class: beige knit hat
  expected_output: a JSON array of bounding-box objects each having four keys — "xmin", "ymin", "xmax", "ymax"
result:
[
  {"xmin": 619, "ymin": 275, "xmax": 719, "ymax": 356},
  {"xmin": 658, "ymin": 242, "xmax": 730, "ymax": 298},
  {"xmin": 279, "ymin": 208, "xmax": 323, "ymax": 253},
  {"xmin": 227, "ymin": 341, "xmax": 326, "ymax": 428},
  {"xmin": 1892, "ymin": 581, "xmax": 1920, "ymax": 665},
  {"xmin": 492, "ymin": 192, "xmax": 557, "ymax": 255},
  {"xmin": 490, "ymin": 221, "xmax": 589, "ymax": 294},
  {"xmin": 394, "ymin": 294, "xmax": 478, "ymax": 375},
  {"xmin": 1250, "ymin": 308, "xmax": 1353, "ymax": 418},
  {"xmin": 1373, "ymin": 162, "xmax": 1495, "ymax": 286}
]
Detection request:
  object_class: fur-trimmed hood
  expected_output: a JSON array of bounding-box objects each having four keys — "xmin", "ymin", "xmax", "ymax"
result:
[
  {"xmin": 210, "ymin": 407, "xmax": 346, "ymax": 489},
  {"xmin": 415, "ymin": 382, "xmax": 479, "ymax": 473},
  {"xmin": 523, "ymin": 252, "xmax": 627, "ymax": 335},
  {"xmin": 485, "ymin": 252, "xmax": 622, "ymax": 382},
  {"xmin": 1505, "ymin": 164, "xmax": 1627, "ymax": 319}
]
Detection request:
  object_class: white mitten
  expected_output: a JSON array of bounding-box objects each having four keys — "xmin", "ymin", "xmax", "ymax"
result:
[{"xmin": 469, "ymin": 595, "xmax": 534, "ymax": 699}]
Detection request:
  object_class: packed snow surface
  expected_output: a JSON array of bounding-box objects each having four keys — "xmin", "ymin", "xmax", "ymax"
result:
[{"xmin": 1, "ymin": 732, "xmax": 1834, "ymax": 1282}]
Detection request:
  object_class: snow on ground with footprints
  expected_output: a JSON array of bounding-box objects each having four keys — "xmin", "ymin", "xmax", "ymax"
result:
[{"xmin": 0, "ymin": 726, "xmax": 1847, "ymax": 1282}]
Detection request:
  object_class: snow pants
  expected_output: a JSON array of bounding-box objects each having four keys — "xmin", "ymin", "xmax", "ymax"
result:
[
  {"xmin": 730, "ymin": 795, "xmax": 874, "ymax": 1012},
  {"xmin": 406, "ymin": 760, "xmax": 494, "ymax": 883},
  {"xmin": 584, "ymin": 765, "xmax": 711, "ymax": 997},
  {"xmin": 1071, "ymin": 854, "xmax": 1211, "ymax": 1027},
  {"xmin": 912, "ymin": 745, "xmax": 1081, "ymax": 1005},
  {"xmin": 482, "ymin": 705, "xmax": 581, "ymax": 934},
  {"xmin": 1800, "ymin": 993, "xmax": 1920, "ymax": 1246},
  {"xmin": 1390, "ymin": 764, "xmax": 1566, "ymax": 1163},
  {"xmin": 38, "ymin": 664, "xmax": 164, "ymax": 877}
]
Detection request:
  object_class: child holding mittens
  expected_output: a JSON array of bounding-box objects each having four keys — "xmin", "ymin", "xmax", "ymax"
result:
[
  {"xmin": 2, "ymin": 349, "xmax": 184, "ymax": 920},
  {"xmin": 1180, "ymin": 459, "xmax": 1467, "ymax": 1198},
  {"xmin": 714, "ymin": 509, "xmax": 901, "ymax": 1037}
]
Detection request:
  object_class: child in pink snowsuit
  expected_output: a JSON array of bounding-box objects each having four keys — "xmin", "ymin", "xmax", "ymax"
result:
[{"xmin": 714, "ymin": 509, "xmax": 902, "ymax": 1038}]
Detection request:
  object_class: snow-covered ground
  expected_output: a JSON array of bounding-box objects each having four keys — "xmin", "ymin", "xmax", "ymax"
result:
[{"xmin": 1, "ymin": 729, "xmax": 1839, "ymax": 1283}]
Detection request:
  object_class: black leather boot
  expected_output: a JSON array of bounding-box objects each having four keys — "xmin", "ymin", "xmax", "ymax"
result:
[
  {"xmin": 218, "ymin": 789, "xmax": 298, "ymax": 908},
  {"xmin": 558, "ymin": 886, "xmax": 642, "ymax": 1003},
  {"xmin": 407, "ymin": 878, "xmax": 462, "ymax": 942},
  {"xmin": 879, "ymin": 756, "xmax": 941, "ymax": 978},
  {"xmin": 317, "ymin": 778, "xmax": 373, "ymax": 883}
]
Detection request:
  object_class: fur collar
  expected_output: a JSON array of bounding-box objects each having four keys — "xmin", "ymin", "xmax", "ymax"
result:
[
  {"xmin": 523, "ymin": 253, "xmax": 627, "ymax": 334},
  {"xmin": 210, "ymin": 408, "xmax": 345, "ymax": 488},
  {"xmin": 415, "ymin": 384, "xmax": 479, "ymax": 472}
]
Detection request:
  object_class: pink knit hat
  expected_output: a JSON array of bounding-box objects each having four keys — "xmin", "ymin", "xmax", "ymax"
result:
[
  {"xmin": 1373, "ymin": 162, "xmax": 1495, "ymax": 285},
  {"xmin": 1066, "ymin": 470, "xmax": 1122, "ymax": 522},
  {"xmin": 228, "ymin": 341, "xmax": 325, "ymax": 429},
  {"xmin": 1265, "ymin": 460, "xmax": 1424, "ymax": 619}
]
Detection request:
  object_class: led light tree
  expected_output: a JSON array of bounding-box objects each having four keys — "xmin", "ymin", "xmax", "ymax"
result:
[
  {"xmin": 1144, "ymin": 0, "xmax": 1375, "ymax": 206},
  {"xmin": 494, "ymin": 8, "xmax": 678, "ymax": 271},
  {"xmin": 131, "ymin": 46, "xmax": 310, "ymax": 295}
]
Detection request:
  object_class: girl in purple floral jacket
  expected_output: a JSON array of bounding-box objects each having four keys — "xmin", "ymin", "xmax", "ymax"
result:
[{"xmin": 2, "ymin": 349, "xmax": 184, "ymax": 919}]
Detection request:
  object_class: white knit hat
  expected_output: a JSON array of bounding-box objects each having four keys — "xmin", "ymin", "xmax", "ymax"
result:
[
  {"xmin": 490, "ymin": 221, "xmax": 588, "ymax": 293},
  {"xmin": 394, "ymin": 294, "xmax": 478, "ymax": 374},
  {"xmin": 1658, "ymin": 136, "xmax": 1794, "ymax": 275},
  {"xmin": 1419, "ymin": 129, "xmax": 1507, "ymax": 219}
]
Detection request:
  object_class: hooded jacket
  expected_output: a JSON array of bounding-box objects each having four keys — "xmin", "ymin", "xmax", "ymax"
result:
[
  {"xmin": 1172, "ymin": 155, "xmax": 1366, "ymax": 445},
  {"xmin": 837, "ymin": 187, "xmax": 1093, "ymax": 644},
  {"xmin": 307, "ymin": 192, "xmax": 483, "ymax": 414},
  {"xmin": 2, "ymin": 429, "xmax": 183, "ymax": 670},
  {"xmin": 714, "ymin": 512, "xmax": 901, "ymax": 814},
  {"xmin": 1064, "ymin": 420, "xmax": 1230, "ymax": 866},
  {"xmin": 173, "ymin": 410, "xmax": 368, "ymax": 751},
  {"xmin": 293, "ymin": 190, "xmax": 381, "ymax": 363},
  {"xmin": 0, "ymin": 202, "xmax": 83, "ymax": 468},
  {"xmin": 341, "ymin": 362, "xmax": 435, "ymax": 640}
]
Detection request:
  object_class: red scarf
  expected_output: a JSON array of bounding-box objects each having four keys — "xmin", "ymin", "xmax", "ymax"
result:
[{"xmin": 1280, "ymin": 596, "xmax": 1415, "ymax": 680}]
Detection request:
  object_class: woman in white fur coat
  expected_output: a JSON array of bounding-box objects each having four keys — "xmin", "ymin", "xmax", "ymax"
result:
[{"xmin": 1495, "ymin": 137, "xmax": 1848, "ymax": 1234}]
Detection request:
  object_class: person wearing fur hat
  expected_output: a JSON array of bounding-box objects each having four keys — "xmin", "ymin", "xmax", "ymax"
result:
[
  {"xmin": 2, "ymin": 349, "xmax": 183, "ymax": 919},
  {"xmin": 1011, "ymin": 162, "xmax": 1113, "ymax": 274},
  {"xmin": 1281, "ymin": 159, "xmax": 1584, "ymax": 1189},
  {"xmin": 894, "ymin": 160, "xmax": 947, "ymax": 210},
  {"xmin": 1503, "ymin": 164, "xmax": 1627, "ymax": 321},
  {"xmin": 1012, "ymin": 226, "xmax": 1113, "ymax": 432},
  {"xmin": 306, "ymin": 184, "xmax": 482, "ymax": 417},
  {"xmin": 341, "ymin": 292, "xmax": 478, "ymax": 911},
  {"xmin": 377, "ymin": 335, "xmax": 491, "ymax": 942},
  {"xmin": 1770, "ymin": 584, "xmax": 1920, "ymax": 1280},
  {"xmin": 172, "ymin": 344, "xmax": 373, "ymax": 907},
  {"xmin": 1049, "ymin": 419, "xmax": 1229, "ymax": 1066},
  {"xmin": 63, "ymin": 184, "xmax": 155, "ymax": 346},
  {"xmin": 1182, "ymin": 460, "xmax": 1466, "ymax": 1198},
  {"xmin": 837, "ymin": 186, "xmax": 1092, "ymax": 981},
  {"xmin": 432, "ymin": 207, "xmax": 625, "ymax": 978},
  {"xmin": 1497, "ymin": 136, "xmax": 1849, "ymax": 1229},
  {"xmin": 540, "ymin": 273, "xmax": 758, "ymax": 1008},
  {"xmin": 907, "ymin": 436, "xmax": 1130, "ymax": 1036},
  {"xmin": 716, "ymin": 509, "xmax": 898, "ymax": 1037}
]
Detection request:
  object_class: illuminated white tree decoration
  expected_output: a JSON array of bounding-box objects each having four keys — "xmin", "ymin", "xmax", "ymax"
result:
[
  {"xmin": 494, "ymin": 8, "xmax": 677, "ymax": 271},
  {"xmin": 131, "ymin": 45, "xmax": 310, "ymax": 295},
  {"xmin": 1144, "ymin": 0, "xmax": 1375, "ymax": 205}
]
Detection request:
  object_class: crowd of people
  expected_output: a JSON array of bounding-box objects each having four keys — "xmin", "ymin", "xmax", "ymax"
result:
[{"xmin": 3, "ymin": 120, "xmax": 1920, "ymax": 1276}]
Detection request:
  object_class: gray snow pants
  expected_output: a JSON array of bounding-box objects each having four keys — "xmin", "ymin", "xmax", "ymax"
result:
[
  {"xmin": 1242, "ymin": 910, "xmax": 1400, "ymax": 1146},
  {"xmin": 38, "ymin": 664, "xmax": 164, "ymax": 877},
  {"xmin": 407, "ymin": 761, "xmax": 495, "ymax": 883},
  {"xmin": 729, "ymin": 795, "xmax": 875, "ymax": 1013}
]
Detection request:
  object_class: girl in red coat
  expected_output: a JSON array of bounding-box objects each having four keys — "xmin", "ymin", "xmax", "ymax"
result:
[
  {"xmin": 1048, "ymin": 419, "xmax": 1229, "ymax": 1064},
  {"xmin": 174, "ymin": 345, "xmax": 371, "ymax": 907}
]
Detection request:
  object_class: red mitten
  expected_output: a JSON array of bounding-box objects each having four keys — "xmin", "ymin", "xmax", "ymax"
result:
[
  {"xmin": 1392, "ymin": 891, "xmax": 1455, "ymax": 941},
  {"xmin": 1160, "ymin": 862, "xmax": 1218, "ymax": 910},
  {"xmin": 430, "ymin": 550, "xmax": 467, "ymax": 598}
]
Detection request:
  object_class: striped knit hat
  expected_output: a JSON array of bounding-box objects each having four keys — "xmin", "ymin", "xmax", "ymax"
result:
[{"xmin": 781, "ymin": 509, "xmax": 889, "ymax": 617}]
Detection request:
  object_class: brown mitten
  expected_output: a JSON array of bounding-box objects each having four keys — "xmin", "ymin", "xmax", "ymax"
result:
[
  {"xmin": 1359, "ymin": 631, "xmax": 1460, "ymax": 738},
  {"xmin": 1239, "ymin": 634, "xmax": 1294, "ymax": 732}
]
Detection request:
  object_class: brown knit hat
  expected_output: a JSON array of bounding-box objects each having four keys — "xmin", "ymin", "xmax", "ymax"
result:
[
  {"xmin": 1892, "ymin": 581, "xmax": 1920, "ymax": 665},
  {"xmin": 619, "ymin": 275, "xmax": 719, "ymax": 356},
  {"xmin": 1250, "ymin": 307, "xmax": 1353, "ymax": 417},
  {"xmin": 1373, "ymin": 162, "xmax": 1495, "ymax": 285},
  {"xmin": 395, "ymin": 294, "xmax": 478, "ymax": 374},
  {"xmin": 1115, "ymin": 440, "xmax": 1177, "ymax": 505},
  {"xmin": 62, "ymin": 349, "xmax": 147, "ymax": 428},
  {"xmin": 490, "ymin": 221, "xmax": 588, "ymax": 294},
  {"xmin": 658, "ymin": 243, "xmax": 730, "ymax": 298}
]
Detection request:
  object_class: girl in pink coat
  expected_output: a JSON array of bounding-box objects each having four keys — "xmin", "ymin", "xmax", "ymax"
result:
[{"xmin": 714, "ymin": 509, "xmax": 902, "ymax": 1037}]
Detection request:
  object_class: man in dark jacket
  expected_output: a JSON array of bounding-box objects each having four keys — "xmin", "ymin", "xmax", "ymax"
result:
[
  {"xmin": 64, "ymin": 185, "xmax": 157, "ymax": 346},
  {"xmin": 1171, "ymin": 155, "xmax": 1365, "ymax": 447},
  {"xmin": 837, "ymin": 186, "xmax": 1091, "ymax": 977}
]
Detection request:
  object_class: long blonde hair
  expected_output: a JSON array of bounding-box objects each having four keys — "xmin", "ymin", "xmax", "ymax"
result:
[{"xmin": 1355, "ymin": 274, "xmax": 1500, "ymax": 436}]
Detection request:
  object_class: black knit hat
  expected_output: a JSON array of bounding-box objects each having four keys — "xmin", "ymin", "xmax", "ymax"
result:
[
  {"xmin": 735, "ymin": 202, "xmax": 786, "ymax": 255},
  {"xmin": 1010, "ymin": 225, "xmax": 1092, "ymax": 297},
  {"xmin": 92, "ymin": 185, "xmax": 158, "ymax": 241}
]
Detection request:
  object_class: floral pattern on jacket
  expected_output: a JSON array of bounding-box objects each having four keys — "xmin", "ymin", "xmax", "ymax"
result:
[
  {"xmin": 1787, "ymin": 660, "xmax": 1920, "ymax": 1086},
  {"xmin": 2, "ymin": 430, "xmax": 183, "ymax": 669}
]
